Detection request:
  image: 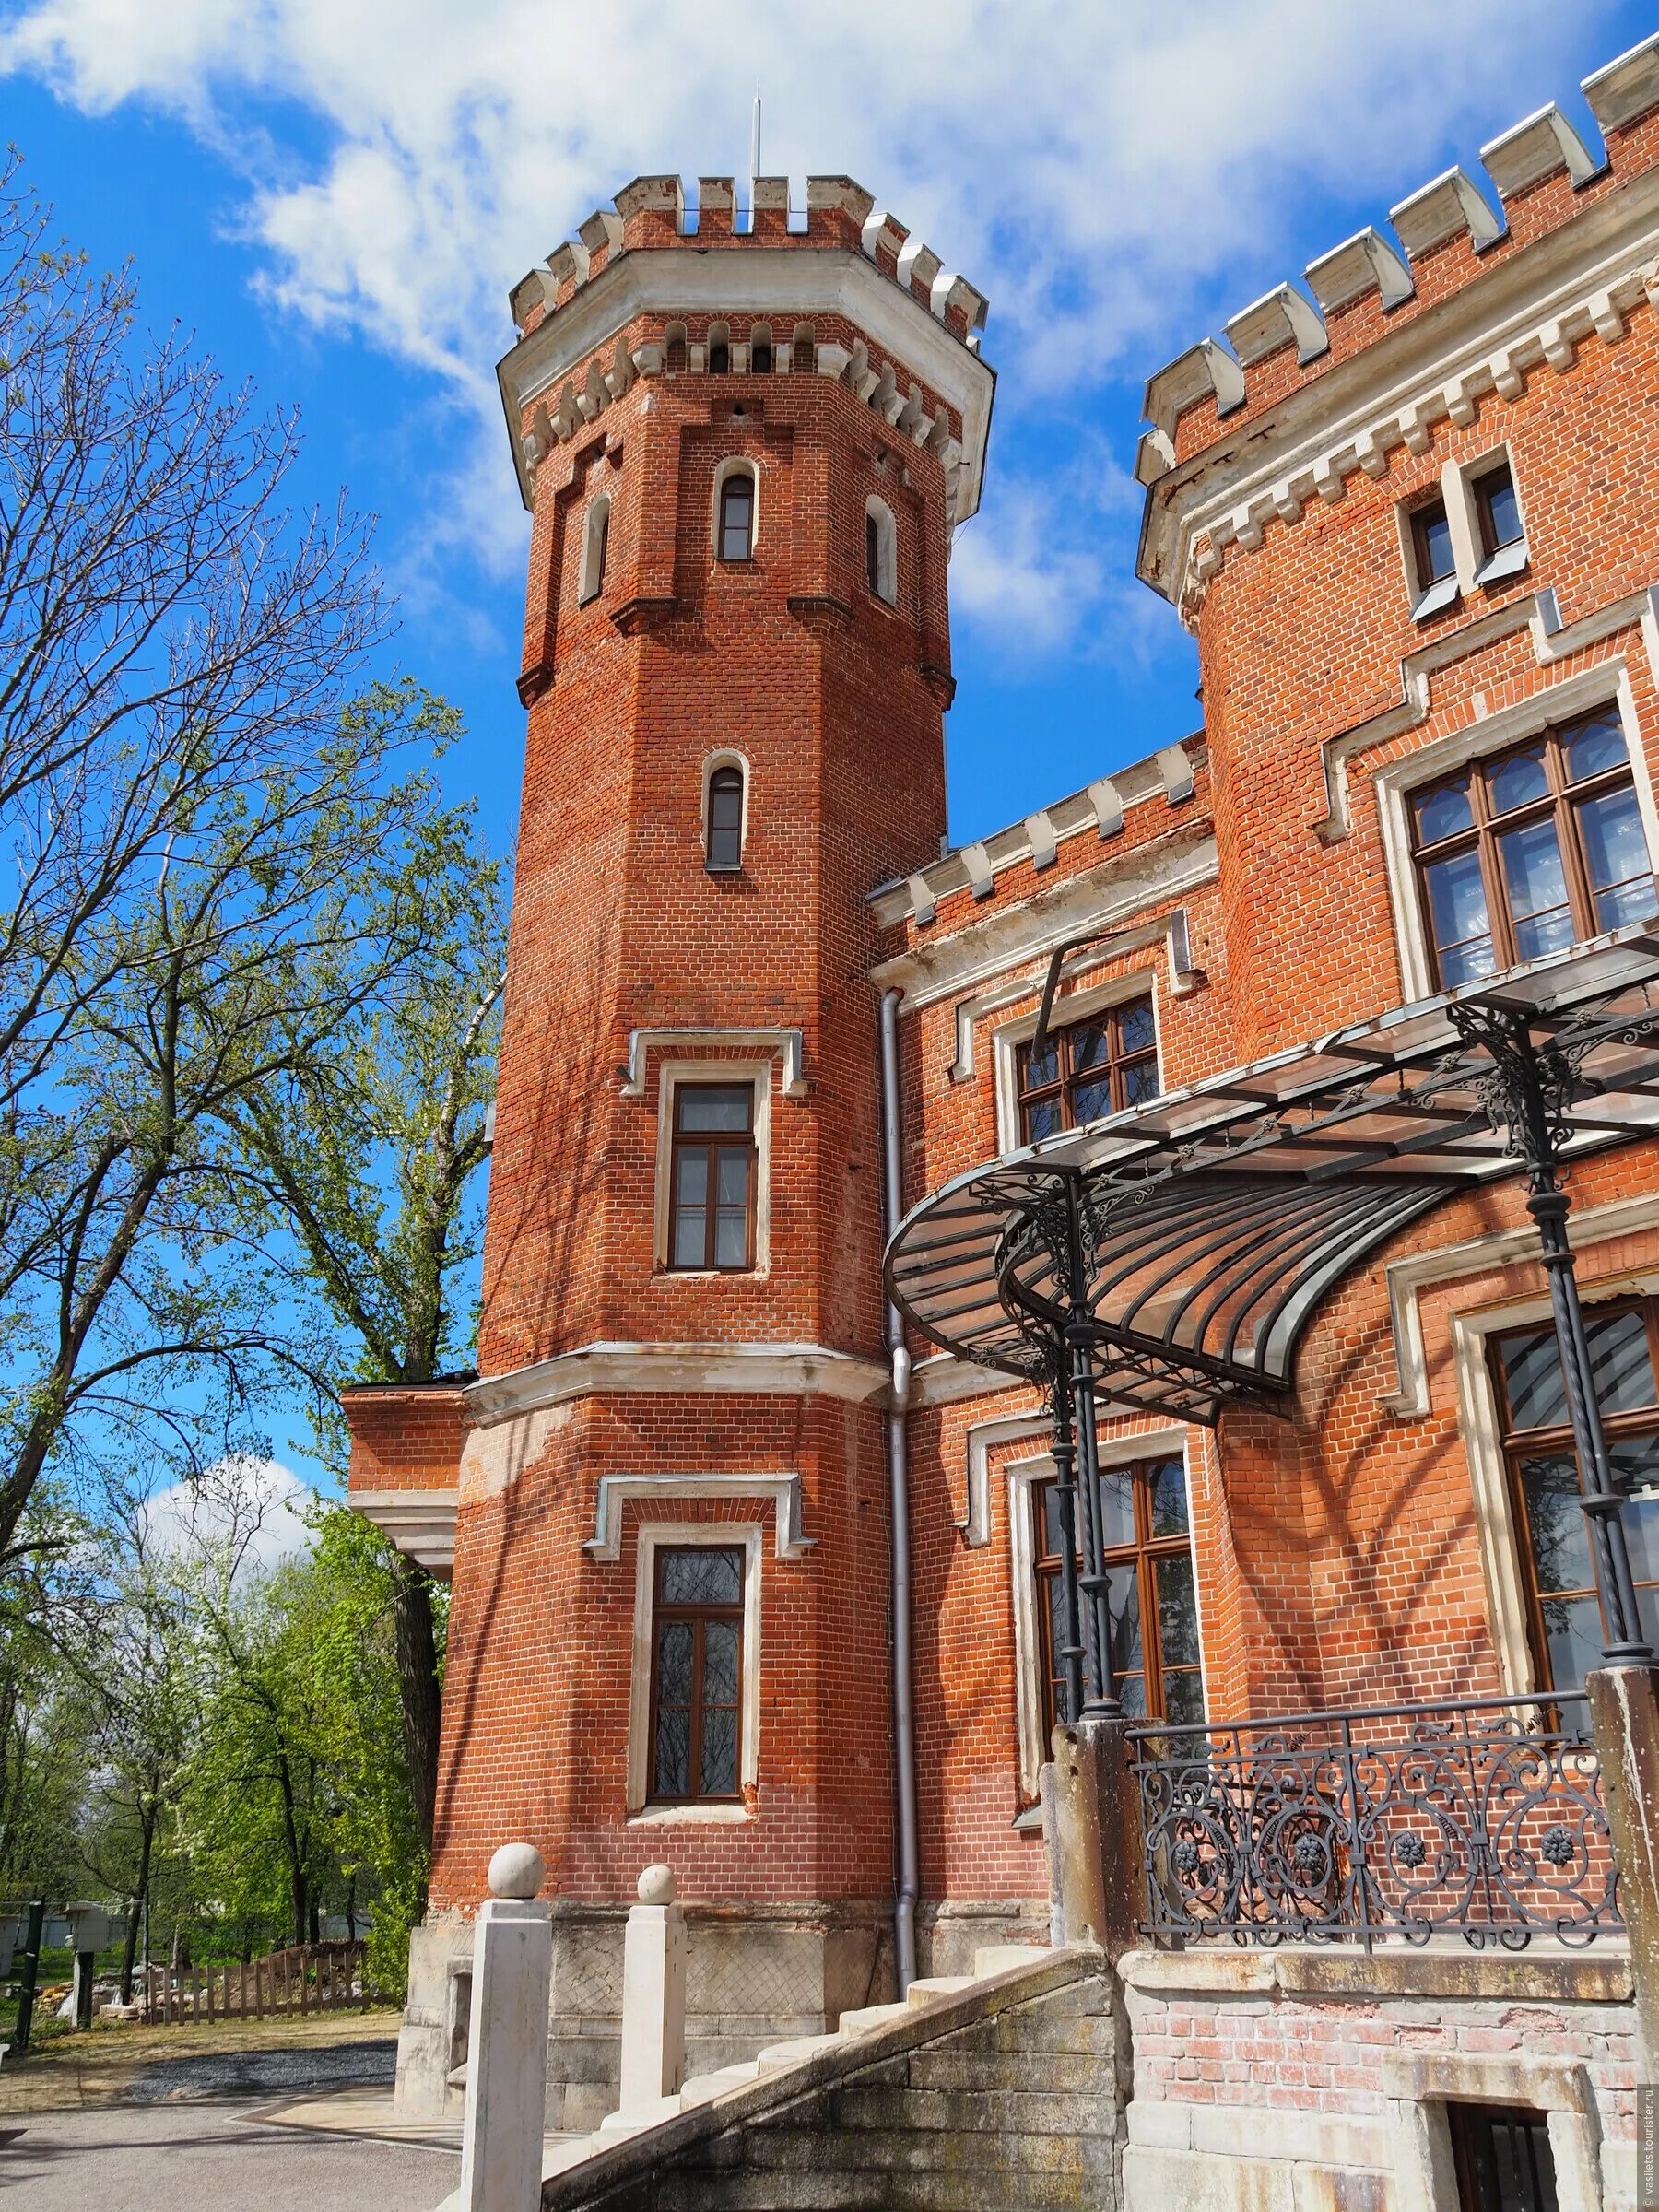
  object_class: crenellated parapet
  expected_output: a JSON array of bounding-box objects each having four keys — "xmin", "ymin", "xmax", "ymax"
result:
[
  {"xmin": 497, "ymin": 174, "xmax": 994, "ymax": 530},
  {"xmin": 1136, "ymin": 34, "xmax": 1659, "ymax": 614}
]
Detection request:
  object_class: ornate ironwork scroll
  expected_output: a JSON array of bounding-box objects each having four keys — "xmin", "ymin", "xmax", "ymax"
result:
[{"xmin": 1132, "ymin": 1694, "xmax": 1620, "ymax": 1952}]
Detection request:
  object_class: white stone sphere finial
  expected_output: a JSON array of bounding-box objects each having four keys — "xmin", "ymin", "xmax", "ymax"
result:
[
  {"xmin": 637, "ymin": 1864, "xmax": 676, "ymax": 1905},
  {"xmin": 488, "ymin": 1841, "xmax": 546, "ymax": 1900}
]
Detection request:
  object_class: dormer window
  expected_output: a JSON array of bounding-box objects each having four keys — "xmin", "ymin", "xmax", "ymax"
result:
[
  {"xmin": 1409, "ymin": 497, "xmax": 1458, "ymax": 618},
  {"xmin": 718, "ymin": 471, "xmax": 754, "ymax": 560}
]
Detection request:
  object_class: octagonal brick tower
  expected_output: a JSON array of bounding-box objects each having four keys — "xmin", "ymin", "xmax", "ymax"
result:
[{"xmin": 359, "ymin": 174, "xmax": 993, "ymax": 2125}]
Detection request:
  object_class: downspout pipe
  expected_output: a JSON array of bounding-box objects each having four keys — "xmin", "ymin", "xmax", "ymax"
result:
[{"xmin": 878, "ymin": 987, "xmax": 920, "ymax": 1994}]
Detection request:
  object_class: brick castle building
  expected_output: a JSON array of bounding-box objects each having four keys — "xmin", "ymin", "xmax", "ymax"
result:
[{"xmin": 348, "ymin": 35, "xmax": 1659, "ymax": 2206}]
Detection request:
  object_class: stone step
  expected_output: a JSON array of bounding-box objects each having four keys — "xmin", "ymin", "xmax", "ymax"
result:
[
  {"xmin": 678, "ymin": 2060, "xmax": 764, "ymax": 2106},
  {"xmin": 971, "ymin": 1942, "xmax": 1051, "ymax": 1979},
  {"xmin": 755, "ymin": 2032, "xmax": 844, "ymax": 2072},
  {"xmin": 901, "ymin": 1976, "xmax": 975, "ymax": 2006},
  {"xmin": 833, "ymin": 2001, "xmax": 912, "ymax": 2035}
]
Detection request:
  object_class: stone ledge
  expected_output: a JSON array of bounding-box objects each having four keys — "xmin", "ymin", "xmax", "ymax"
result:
[{"xmin": 1119, "ymin": 1941, "xmax": 1632, "ymax": 2004}]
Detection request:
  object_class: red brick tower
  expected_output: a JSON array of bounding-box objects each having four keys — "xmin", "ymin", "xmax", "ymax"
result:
[{"xmin": 350, "ymin": 175, "xmax": 992, "ymax": 2126}]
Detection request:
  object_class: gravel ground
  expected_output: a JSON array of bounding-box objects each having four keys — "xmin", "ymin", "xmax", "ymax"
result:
[
  {"xmin": 0, "ymin": 2096, "xmax": 458, "ymax": 2209},
  {"xmin": 124, "ymin": 2037, "xmax": 397, "ymax": 2102}
]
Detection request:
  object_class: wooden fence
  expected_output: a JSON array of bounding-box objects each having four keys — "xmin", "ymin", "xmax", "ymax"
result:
[{"xmin": 144, "ymin": 1940, "xmax": 367, "ymax": 2024}]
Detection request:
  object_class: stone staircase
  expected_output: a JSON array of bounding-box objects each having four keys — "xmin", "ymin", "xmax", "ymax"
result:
[{"xmin": 543, "ymin": 1942, "xmax": 1123, "ymax": 2211}]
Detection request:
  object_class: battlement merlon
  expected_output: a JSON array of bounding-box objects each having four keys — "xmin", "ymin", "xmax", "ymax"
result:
[
  {"xmin": 496, "ymin": 173, "xmax": 994, "ymax": 528},
  {"xmin": 1134, "ymin": 32, "xmax": 1659, "ymax": 614}
]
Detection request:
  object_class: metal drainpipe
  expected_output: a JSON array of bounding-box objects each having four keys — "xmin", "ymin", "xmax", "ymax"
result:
[{"xmin": 878, "ymin": 987, "xmax": 920, "ymax": 1994}]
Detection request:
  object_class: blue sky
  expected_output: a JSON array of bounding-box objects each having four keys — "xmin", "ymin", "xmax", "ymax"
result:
[{"xmin": 5, "ymin": 3, "xmax": 1655, "ymax": 861}]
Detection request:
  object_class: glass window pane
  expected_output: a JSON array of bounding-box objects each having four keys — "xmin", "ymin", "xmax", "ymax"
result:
[
  {"xmin": 1497, "ymin": 818, "xmax": 1572, "ymax": 959},
  {"xmin": 1587, "ymin": 1309, "xmax": 1656, "ymax": 1413},
  {"xmin": 700, "ymin": 1704, "xmax": 737, "ymax": 1796},
  {"xmin": 1565, "ymin": 710, "xmax": 1628, "ymax": 782},
  {"xmin": 715, "ymin": 1149, "xmax": 750, "ymax": 1206},
  {"xmin": 710, "ymin": 777, "xmax": 744, "ymax": 826},
  {"xmin": 678, "ymin": 1087, "xmax": 751, "ymax": 1133},
  {"xmin": 1593, "ymin": 869, "xmax": 1659, "ymax": 932},
  {"xmin": 1105, "ymin": 1568, "xmax": 1142, "ymax": 1677},
  {"xmin": 1577, "ymin": 786, "xmax": 1654, "ymax": 925},
  {"xmin": 1040, "ymin": 1485, "xmax": 1071, "ymax": 1560},
  {"xmin": 1164, "ymin": 1669, "xmax": 1205, "ymax": 1726},
  {"xmin": 673, "ymin": 1210, "xmax": 707, "ymax": 1267},
  {"xmin": 701, "ymin": 1618, "xmax": 740, "ymax": 1707},
  {"xmin": 1096, "ymin": 1464, "xmax": 1137, "ymax": 1553},
  {"xmin": 1155, "ymin": 1553, "xmax": 1200, "ymax": 1672},
  {"xmin": 654, "ymin": 1618, "xmax": 695, "ymax": 1700},
  {"xmin": 1488, "ymin": 743, "xmax": 1550, "ymax": 815},
  {"xmin": 1121, "ymin": 1058, "xmax": 1159, "ymax": 1107},
  {"xmin": 714, "ymin": 1208, "xmax": 748, "ymax": 1266},
  {"xmin": 1541, "ymin": 1592, "xmax": 1603, "ymax": 1698},
  {"xmin": 1147, "ymin": 1458, "xmax": 1190, "ymax": 1537},
  {"xmin": 1418, "ymin": 505, "xmax": 1454, "ymax": 583},
  {"xmin": 1424, "ymin": 850, "xmax": 1493, "ymax": 974},
  {"xmin": 720, "ymin": 477, "xmax": 753, "ymax": 559},
  {"xmin": 1500, "ymin": 1326, "xmax": 1567, "ymax": 1430},
  {"xmin": 1413, "ymin": 775, "xmax": 1475, "ymax": 845},
  {"xmin": 1022, "ymin": 1036, "xmax": 1059, "ymax": 1089},
  {"xmin": 1023, "ymin": 1097, "xmax": 1062, "ymax": 1144},
  {"xmin": 1118, "ymin": 1673, "xmax": 1147, "ymax": 1721},
  {"xmin": 653, "ymin": 1705, "xmax": 690, "ymax": 1797},
  {"xmin": 1070, "ymin": 1022, "xmax": 1110, "ymax": 1071},
  {"xmin": 661, "ymin": 1547, "xmax": 744, "ymax": 1606},
  {"xmin": 1117, "ymin": 1000, "xmax": 1156, "ymax": 1055},
  {"xmin": 1479, "ymin": 470, "xmax": 1523, "ymax": 550},
  {"xmin": 1521, "ymin": 1453, "xmax": 1594, "ymax": 1598},
  {"xmin": 1071, "ymin": 1076, "xmax": 1113, "ymax": 1125},
  {"xmin": 674, "ymin": 1148, "xmax": 709, "ymax": 1205}
]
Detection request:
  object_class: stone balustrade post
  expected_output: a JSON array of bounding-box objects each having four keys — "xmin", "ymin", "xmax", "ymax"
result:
[
  {"xmin": 63, "ymin": 1901, "xmax": 111, "ymax": 2032},
  {"xmin": 1587, "ymin": 1663, "xmax": 1659, "ymax": 2074},
  {"xmin": 455, "ymin": 1842, "xmax": 552, "ymax": 2212},
  {"xmin": 597, "ymin": 1865, "xmax": 688, "ymax": 2141},
  {"xmin": 1051, "ymin": 1714, "xmax": 1146, "ymax": 1959}
]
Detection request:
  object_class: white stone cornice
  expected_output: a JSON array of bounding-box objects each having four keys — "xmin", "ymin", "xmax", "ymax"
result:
[
  {"xmin": 1140, "ymin": 164, "xmax": 1659, "ymax": 614},
  {"xmin": 582, "ymin": 1472, "xmax": 814, "ymax": 1560},
  {"xmin": 870, "ymin": 836, "xmax": 1218, "ymax": 1013},
  {"xmin": 621, "ymin": 1027, "xmax": 807, "ymax": 1099},
  {"xmin": 464, "ymin": 1341, "xmax": 889, "ymax": 1427},
  {"xmin": 348, "ymin": 1489, "xmax": 457, "ymax": 1573},
  {"xmin": 496, "ymin": 244, "xmax": 995, "ymax": 527}
]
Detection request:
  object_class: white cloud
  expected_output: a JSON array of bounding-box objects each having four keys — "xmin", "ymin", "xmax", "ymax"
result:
[
  {"xmin": 0, "ymin": 0, "xmax": 1617, "ymax": 656},
  {"xmin": 143, "ymin": 1453, "xmax": 315, "ymax": 1581}
]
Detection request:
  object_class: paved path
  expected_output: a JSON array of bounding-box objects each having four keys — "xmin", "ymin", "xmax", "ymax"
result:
[{"xmin": 0, "ymin": 2095, "xmax": 460, "ymax": 2208}]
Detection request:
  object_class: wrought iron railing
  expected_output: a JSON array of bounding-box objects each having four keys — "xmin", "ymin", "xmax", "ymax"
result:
[{"xmin": 1129, "ymin": 1694, "xmax": 1622, "ymax": 1951}]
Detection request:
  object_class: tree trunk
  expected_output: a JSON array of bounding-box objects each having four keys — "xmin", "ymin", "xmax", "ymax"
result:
[
  {"xmin": 391, "ymin": 1553, "xmax": 442, "ymax": 1864},
  {"xmin": 120, "ymin": 1807, "xmax": 155, "ymax": 2004},
  {"xmin": 344, "ymin": 1872, "xmax": 357, "ymax": 1944}
]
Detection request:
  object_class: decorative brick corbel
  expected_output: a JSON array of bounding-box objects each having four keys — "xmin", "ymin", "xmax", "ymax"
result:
[
  {"xmin": 786, "ymin": 594, "xmax": 853, "ymax": 635},
  {"xmin": 516, "ymin": 661, "xmax": 554, "ymax": 706},
  {"xmin": 918, "ymin": 662, "xmax": 957, "ymax": 708},
  {"xmin": 610, "ymin": 595, "xmax": 680, "ymax": 637}
]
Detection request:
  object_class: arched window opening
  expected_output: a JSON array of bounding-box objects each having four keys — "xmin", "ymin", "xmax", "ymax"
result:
[
  {"xmin": 749, "ymin": 323, "xmax": 773, "ymax": 375},
  {"xmin": 706, "ymin": 763, "xmax": 745, "ymax": 872},
  {"xmin": 865, "ymin": 497, "xmax": 897, "ymax": 605},
  {"xmin": 707, "ymin": 321, "xmax": 731, "ymax": 375},
  {"xmin": 792, "ymin": 323, "xmax": 816, "ymax": 373},
  {"xmin": 665, "ymin": 320, "xmax": 688, "ymax": 372},
  {"xmin": 718, "ymin": 470, "xmax": 755, "ymax": 561},
  {"xmin": 579, "ymin": 493, "xmax": 610, "ymax": 606}
]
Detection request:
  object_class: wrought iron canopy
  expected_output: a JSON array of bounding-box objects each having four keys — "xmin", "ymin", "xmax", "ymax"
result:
[{"xmin": 884, "ymin": 927, "xmax": 1659, "ymax": 1423}]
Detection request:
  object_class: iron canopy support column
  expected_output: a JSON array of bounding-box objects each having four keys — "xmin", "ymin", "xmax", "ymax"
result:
[
  {"xmin": 1044, "ymin": 1347, "xmax": 1087, "ymax": 1728},
  {"xmin": 1061, "ymin": 1173, "xmax": 1121, "ymax": 1718},
  {"xmin": 1450, "ymin": 1004, "xmax": 1653, "ymax": 1665}
]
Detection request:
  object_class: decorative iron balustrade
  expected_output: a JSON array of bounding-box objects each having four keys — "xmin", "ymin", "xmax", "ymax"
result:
[{"xmin": 1129, "ymin": 1694, "xmax": 1621, "ymax": 1951}]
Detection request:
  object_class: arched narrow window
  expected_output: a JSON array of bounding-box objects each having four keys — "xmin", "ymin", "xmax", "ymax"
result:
[
  {"xmin": 579, "ymin": 493, "xmax": 610, "ymax": 606},
  {"xmin": 792, "ymin": 322, "xmax": 816, "ymax": 373},
  {"xmin": 665, "ymin": 320, "xmax": 688, "ymax": 372},
  {"xmin": 707, "ymin": 321, "xmax": 730, "ymax": 375},
  {"xmin": 717, "ymin": 469, "xmax": 755, "ymax": 561},
  {"xmin": 865, "ymin": 496, "xmax": 897, "ymax": 605},
  {"xmin": 706, "ymin": 760, "xmax": 746, "ymax": 871},
  {"xmin": 749, "ymin": 323, "xmax": 772, "ymax": 375}
]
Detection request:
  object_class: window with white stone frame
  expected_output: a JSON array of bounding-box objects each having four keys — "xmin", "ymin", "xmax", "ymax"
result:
[
  {"xmin": 1397, "ymin": 444, "xmax": 1531, "ymax": 620},
  {"xmin": 652, "ymin": 1060, "xmax": 773, "ymax": 1277},
  {"xmin": 627, "ymin": 1523, "xmax": 762, "ymax": 1821}
]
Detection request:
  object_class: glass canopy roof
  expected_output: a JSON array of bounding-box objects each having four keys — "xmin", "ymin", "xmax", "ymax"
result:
[{"xmin": 884, "ymin": 927, "xmax": 1659, "ymax": 1423}]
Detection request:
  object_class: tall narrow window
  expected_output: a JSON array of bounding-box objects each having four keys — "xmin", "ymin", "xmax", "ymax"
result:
[
  {"xmin": 718, "ymin": 471, "xmax": 755, "ymax": 560},
  {"xmin": 669, "ymin": 1084, "xmax": 756, "ymax": 1271},
  {"xmin": 1409, "ymin": 706, "xmax": 1657, "ymax": 986},
  {"xmin": 1032, "ymin": 1454, "xmax": 1201, "ymax": 1732},
  {"xmin": 866, "ymin": 511, "xmax": 881, "ymax": 595},
  {"xmin": 1491, "ymin": 1298, "xmax": 1659, "ymax": 1694},
  {"xmin": 1016, "ymin": 997, "xmax": 1159, "ymax": 1142},
  {"xmin": 1474, "ymin": 463, "xmax": 1524, "ymax": 559},
  {"xmin": 707, "ymin": 323, "xmax": 730, "ymax": 374},
  {"xmin": 1407, "ymin": 494, "xmax": 1458, "ymax": 618},
  {"xmin": 649, "ymin": 1547, "xmax": 744, "ymax": 1803},
  {"xmin": 865, "ymin": 498, "xmax": 896, "ymax": 604},
  {"xmin": 578, "ymin": 494, "xmax": 610, "ymax": 606},
  {"xmin": 749, "ymin": 324, "xmax": 772, "ymax": 374},
  {"xmin": 706, "ymin": 763, "xmax": 745, "ymax": 871}
]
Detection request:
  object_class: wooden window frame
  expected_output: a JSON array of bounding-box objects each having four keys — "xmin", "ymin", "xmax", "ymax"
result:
[
  {"xmin": 1491, "ymin": 1294, "xmax": 1659, "ymax": 1694},
  {"xmin": 1014, "ymin": 994, "xmax": 1159, "ymax": 1143},
  {"xmin": 1409, "ymin": 495, "xmax": 1456, "ymax": 591},
  {"xmin": 646, "ymin": 1545, "xmax": 745, "ymax": 1806},
  {"xmin": 1409, "ymin": 712, "xmax": 1653, "ymax": 985},
  {"xmin": 1031, "ymin": 1453, "xmax": 1199, "ymax": 1736},
  {"xmin": 705, "ymin": 764, "xmax": 745, "ymax": 873},
  {"xmin": 667, "ymin": 1083, "xmax": 757, "ymax": 1273},
  {"xmin": 1472, "ymin": 461, "xmax": 1523, "ymax": 558},
  {"xmin": 717, "ymin": 471, "xmax": 755, "ymax": 562}
]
